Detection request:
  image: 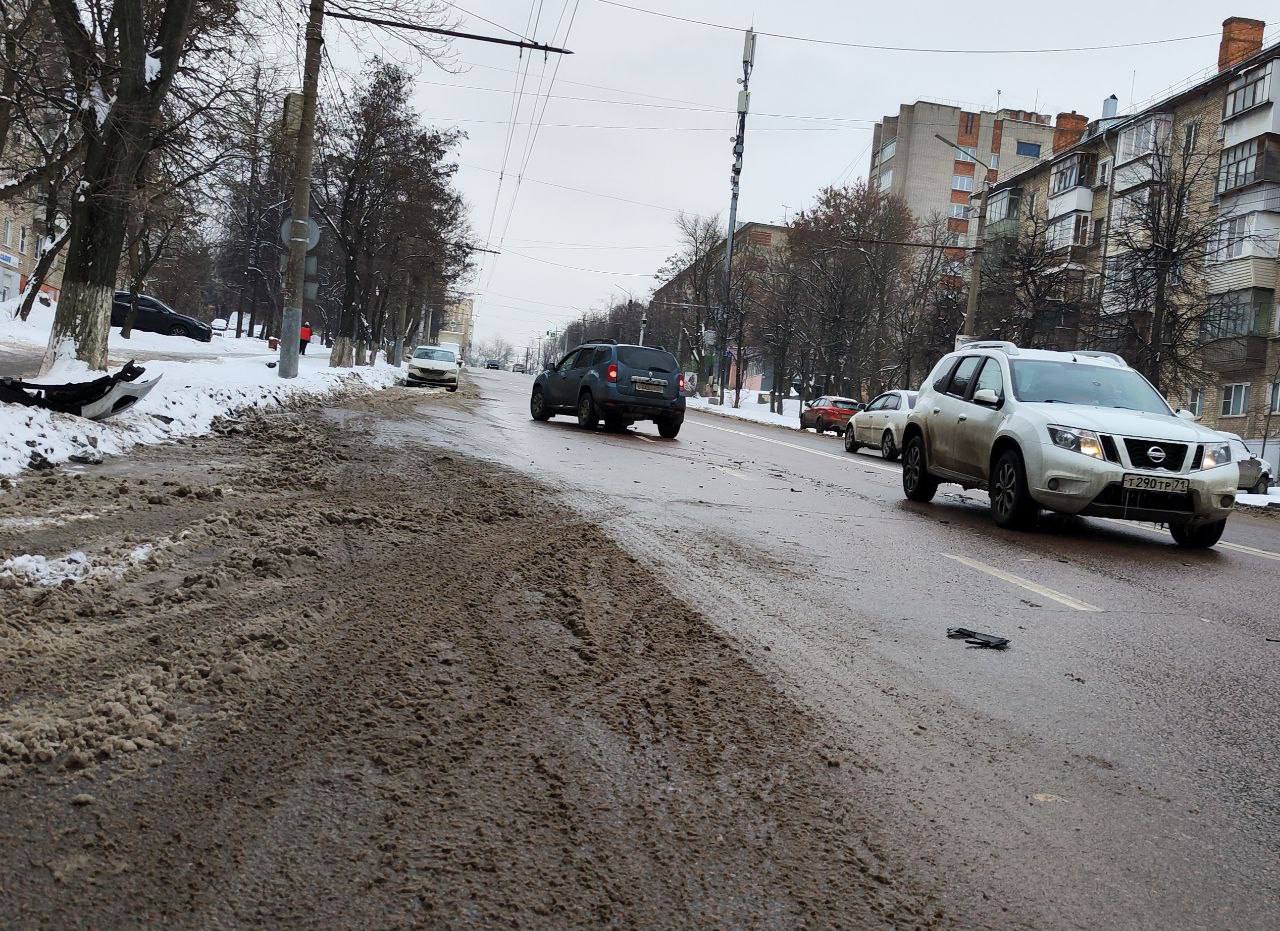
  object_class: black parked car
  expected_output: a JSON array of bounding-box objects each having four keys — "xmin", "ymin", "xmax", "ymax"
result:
[
  {"xmin": 531, "ymin": 341, "xmax": 686, "ymax": 438},
  {"xmin": 110, "ymin": 292, "xmax": 213, "ymax": 342}
]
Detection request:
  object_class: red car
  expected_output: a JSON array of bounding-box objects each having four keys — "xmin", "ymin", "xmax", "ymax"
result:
[{"xmin": 799, "ymin": 396, "xmax": 863, "ymax": 434}]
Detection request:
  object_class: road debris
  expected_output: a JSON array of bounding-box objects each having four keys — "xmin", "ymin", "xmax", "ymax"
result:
[{"xmin": 946, "ymin": 627, "xmax": 1010, "ymax": 649}]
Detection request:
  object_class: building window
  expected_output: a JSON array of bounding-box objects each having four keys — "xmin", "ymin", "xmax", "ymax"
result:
[
  {"xmin": 989, "ymin": 152, "xmax": 1000, "ymax": 169},
  {"xmin": 1084, "ymin": 275, "xmax": 1102, "ymax": 303},
  {"xmin": 877, "ymin": 139, "xmax": 896, "ymax": 164},
  {"xmin": 1117, "ymin": 115, "xmax": 1169, "ymax": 163},
  {"xmin": 18, "ymin": 227, "xmax": 26, "ymax": 255},
  {"xmin": 1224, "ymin": 63, "xmax": 1271, "ymax": 119},
  {"xmin": 2, "ymin": 219, "xmax": 10, "ymax": 247},
  {"xmin": 1097, "ymin": 158, "xmax": 1111, "ymax": 187},
  {"xmin": 986, "ymin": 189, "xmax": 1018, "ymax": 224},
  {"xmin": 1015, "ymin": 140, "xmax": 1041, "ymax": 158},
  {"xmin": 1050, "ymin": 158, "xmax": 1079, "ymax": 195},
  {"xmin": 1218, "ymin": 139, "xmax": 1261, "ymax": 194},
  {"xmin": 1182, "ymin": 121, "xmax": 1200, "ymax": 155},
  {"xmin": 948, "ymin": 204, "xmax": 969, "ymax": 219},
  {"xmin": 1188, "ymin": 388, "xmax": 1205, "ymax": 416},
  {"xmin": 878, "ymin": 169, "xmax": 893, "ymax": 192},
  {"xmin": 1270, "ymin": 382, "xmax": 1280, "ymax": 414},
  {"xmin": 1115, "ymin": 187, "xmax": 1150, "ymax": 226},
  {"xmin": 953, "ymin": 145, "xmax": 977, "ymax": 163},
  {"xmin": 1092, "ymin": 217, "xmax": 1104, "ymax": 245},
  {"xmin": 952, "ymin": 174, "xmax": 974, "ymax": 192},
  {"xmin": 1210, "ymin": 215, "xmax": 1250, "ymax": 261},
  {"xmin": 1048, "ymin": 213, "xmax": 1091, "ymax": 251},
  {"xmin": 1203, "ymin": 288, "xmax": 1273, "ymax": 340},
  {"xmin": 1220, "ymin": 383, "xmax": 1249, "ymax": 417}
]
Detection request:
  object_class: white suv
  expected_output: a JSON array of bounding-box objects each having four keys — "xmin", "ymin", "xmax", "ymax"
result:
[{"xmin": 900, "ymin": 342, "xmax": 1240, "ymax": 548}]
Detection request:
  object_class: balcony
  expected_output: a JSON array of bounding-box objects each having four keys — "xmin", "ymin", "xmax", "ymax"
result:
[{"xmin": 1201, "ymin": 334, "xmax": 1268, "ymax": 372}]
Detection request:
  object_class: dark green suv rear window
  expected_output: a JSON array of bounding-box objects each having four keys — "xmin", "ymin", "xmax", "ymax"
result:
[{"xmin": 617, "ymin": 346, "xmax": 677, "ymax": 372}]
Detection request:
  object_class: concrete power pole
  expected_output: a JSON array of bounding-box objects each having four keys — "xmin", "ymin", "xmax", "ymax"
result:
[
  {"xmin": 717, "ymin": 29, "xmax": 757, "ymax": 403},
  {"xmin": 279, "ymin": 0, "xmax": 326, "ymax": 379},
  {"xmin": 935, "ymin": 133, "xmax": 992, "ymax": 349}
]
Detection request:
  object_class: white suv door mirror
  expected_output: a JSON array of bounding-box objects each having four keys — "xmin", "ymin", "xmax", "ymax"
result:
[
  {"xmin": 972, "ymin": 388, "xmax": 1001, "ymax": 407},
  {"xmin": 1174, "ymin": 408, "xmax": 1197, "ymax": 421}
]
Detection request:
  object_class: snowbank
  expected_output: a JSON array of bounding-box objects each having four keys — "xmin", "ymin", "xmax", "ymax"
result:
[
  {"xmin": 685, "ymin": 394, "xmax": 804, "ymax": 431},
  {"xmin": 1236, "ymin": 487, "xmax": 1280, "ymax": 509},
  {"xmin": 1, "ymin": 299, "xmax": 402, "ymax": 477}
]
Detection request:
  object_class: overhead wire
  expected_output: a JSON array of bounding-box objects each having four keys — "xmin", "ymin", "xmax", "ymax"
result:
[{"xmin": 593, "ymin": 0, "xmax": 1218, "ymax": 54}]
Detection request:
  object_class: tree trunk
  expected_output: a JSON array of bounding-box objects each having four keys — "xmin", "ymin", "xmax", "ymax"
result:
[
  {"xmin": 18, "ymin": 233, "xmax": 69, "ymax": 322},
  {"xmin": 43, "ymin": 162, "xmax": 132, "ymax": 371}
]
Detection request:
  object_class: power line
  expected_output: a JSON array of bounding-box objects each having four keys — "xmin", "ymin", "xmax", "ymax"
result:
[
  {"xmin": 461, "ymin": 163, "xmax": 684, "ymax": 213},
  {"xmin": 438, "ymin": 1, "xmax": 531, "ymax": 41},
  {"xmin": 594, "ymin": 0, "xmax": 1217, "ymax": 54},
  {"xmin": 503, "ymin": 247, "xmax": 656, "ymax": 276},
  {"xmin": 325, "ymin": 11, "xmax": 574, "ymax": 53},
  {"xmin": 427, "ymin": 116, "xmax": 856, "ymax": 132}
]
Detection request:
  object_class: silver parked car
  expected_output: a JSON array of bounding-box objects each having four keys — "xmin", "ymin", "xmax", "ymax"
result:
[{"xmin": 1220, "ymin": 433, "xmax": 1272, "ymax": 494}]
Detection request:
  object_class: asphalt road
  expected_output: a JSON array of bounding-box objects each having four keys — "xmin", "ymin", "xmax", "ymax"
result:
[{"xmin": 382, "ymin": 368, "xmax": 1280, "ymax": 929}]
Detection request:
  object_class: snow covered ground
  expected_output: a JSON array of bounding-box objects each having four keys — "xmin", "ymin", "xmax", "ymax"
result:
[
  {"xmin": 685, "ymin": 394, "xmax": 805, "ymax": 431},
  {"xmin": 1236, "ymin": 487, "xmax": 1280, "ymax": 509},
  {"xmin": 1, "ymin": 298, "xmax": 401, "ymax": 477}
]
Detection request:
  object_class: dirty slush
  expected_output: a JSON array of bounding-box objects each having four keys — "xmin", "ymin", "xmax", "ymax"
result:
[{"xmin": 0, "ymin": 387, "xmax": 942, "ymax": 928}]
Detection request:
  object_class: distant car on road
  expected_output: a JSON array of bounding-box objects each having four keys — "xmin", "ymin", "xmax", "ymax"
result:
[
  {"xmin": 484, "ymin": 359, "xmax": 501, "ymax": 370},
  {"xmin": 110, "ymin": 292, "xmax": 212, "ymax": 342},
  {"xmin": 512, "ymin": 363, "xmax": 527, "ymax": 374},
  {"xmin": 1220, "ymin": 432, "xmax": 1272, "ymax": 494},
  {"xmin": 900, "ymin": 342, "xmax": 1239, "ymax": 547},
  {"xmin": 799, "ymin": 396, "xmax": 862, "ymax": 434},
  {"xmin": 406, "ymin": 345, "xmax": 459, "ymax": 391},
  {"xmin": 845, "ymin": 390, "xmax": 918, "ymax": 460},
  {"xmin": 531, "ymin": 340, "xmax": 686, "ymax": 438}
]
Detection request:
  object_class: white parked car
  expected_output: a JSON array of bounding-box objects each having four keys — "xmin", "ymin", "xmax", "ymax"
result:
[
  {"xmin": 1219, "ymin": 432, "xmax": 1272, "ymax": 494},
  {"xmin": 900, "ymin": 342, "xmax": 1240, "ymax": 548},
  {"xmin": 844, "ymin": 389, "xmax": 918, "ymax": 460},
  {"xmin": 406, "ymin": 345, "xmax": 459, "ymax": 391}
]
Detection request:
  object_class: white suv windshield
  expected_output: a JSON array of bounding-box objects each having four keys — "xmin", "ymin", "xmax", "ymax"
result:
[{"xmin": 1009, "ymin": 360, "xmax": 1170, "ymax": 415}]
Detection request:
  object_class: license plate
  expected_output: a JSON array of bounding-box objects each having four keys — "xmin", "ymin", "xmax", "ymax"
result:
[
  {"xmin": 635, "ymin": 382, "xmax": 664, "ymax": 394},
  {"xmin": 1123, "ymin": 474, "xmax": 1189, "ymax": 493}
]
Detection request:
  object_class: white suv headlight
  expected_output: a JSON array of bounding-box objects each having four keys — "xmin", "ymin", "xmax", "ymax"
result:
[
  {"xmin": 1047, "ymin": 425, "xmax": 1105, "ymax": 460},
  {"xmin": 1201, "ymin": 442, "xmax": 1232, "ymax": 469}
]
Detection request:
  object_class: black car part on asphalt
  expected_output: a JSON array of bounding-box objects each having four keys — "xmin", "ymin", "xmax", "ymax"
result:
[{"xmin": 946, "ymin": 627, "xmax": 1010, "ymax": 649}]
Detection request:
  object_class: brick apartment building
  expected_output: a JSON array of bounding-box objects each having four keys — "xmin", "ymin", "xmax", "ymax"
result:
[
  {"xmin": 0, "ymin": 193, "xmax": 63, "ymax": 304},
  {"xmin": 975, "ymin": 16, "xmax": 1280, "ymax": 465},
  {"xmin": 868, "ymin": 101, "xmax": 1064, "ymax": 244},
  {"xmin": 649, "ymin": 220, "xmax": 788, "ymax": 390}
]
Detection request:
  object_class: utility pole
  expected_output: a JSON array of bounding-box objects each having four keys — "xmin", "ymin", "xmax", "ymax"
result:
[
  {"xmin": 279, "ymin": 0, "xmax": 326, "ymax": 379},
  {"xmin": 277, "ymin": 11, "xmax": 571, "ymax": 379},
  {"xmin": 638, "ymin": 305, "xmax": 648, "ymax": 346},
  {"xmin": 936, "ymin": 133, "xmax": 991, "ymax": 349},
  {"xmin": 717, "ymin": 28, "xmax": 757, "ymax": 403}
]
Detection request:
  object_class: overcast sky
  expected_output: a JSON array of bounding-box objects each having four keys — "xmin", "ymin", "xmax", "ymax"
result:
[{"xmin": 328, "ymin": 0, "xmax": 1272, "ymax": 355}]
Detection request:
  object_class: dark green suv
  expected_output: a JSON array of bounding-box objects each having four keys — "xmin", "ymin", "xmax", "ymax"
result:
[{"xmin": 530, "ymin": 341, "xmax": 686, "ymax": 438}]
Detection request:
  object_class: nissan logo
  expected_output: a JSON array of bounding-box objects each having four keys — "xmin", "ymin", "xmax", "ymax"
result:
[{"xmin": 1147, "ymin": 445, "xmax": 1167, "ymax": 464}]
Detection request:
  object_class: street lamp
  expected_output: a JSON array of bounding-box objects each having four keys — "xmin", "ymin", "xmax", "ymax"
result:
[{"xmin": 936, "ymin": 133, "xmax": 993, "ymax": 349}]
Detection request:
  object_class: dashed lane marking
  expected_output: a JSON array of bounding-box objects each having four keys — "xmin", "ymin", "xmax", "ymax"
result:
[
  {"xmin": 687, "ymin": 420, "xmax": 901, "ymax": 474},
  {"xmin": 941, "ymin": 553, "xmax": 1103, "ymax": 612},
  {"xmin": 1104, "ymin": 520, "xmax": 1280, "ymax": 561}
]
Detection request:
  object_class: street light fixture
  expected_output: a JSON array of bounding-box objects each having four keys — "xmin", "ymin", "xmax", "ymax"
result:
[{"xmin": 936, "ymin": 133, "xmax": 993, "ymax": 349}]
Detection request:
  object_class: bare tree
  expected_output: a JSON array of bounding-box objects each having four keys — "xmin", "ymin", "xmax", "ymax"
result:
[{"xmin": 1084, "ymin": 118, "xmax": 1226, "ymax": 394}]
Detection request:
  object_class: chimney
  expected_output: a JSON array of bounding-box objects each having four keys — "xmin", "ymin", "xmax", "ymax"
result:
[
  {"xmin": 1219, "ymin": 16, "xmax": 1264, "ymax": 72},
  {"xmin": 1053, "ymin": 111, "xmax": 1088, "ymax": 152},
  {"xmin": 1102, "ymin": 95, "xmax": 1119, "ymax": 119}
]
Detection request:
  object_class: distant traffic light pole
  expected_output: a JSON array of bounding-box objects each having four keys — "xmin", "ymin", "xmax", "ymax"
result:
[
  {"xmin": 716, "ymin": 28, "xmax": 757, "ymax": 402},
  {"xmin": 277, "ymin": 5, "xmax": 572, "ymax": 379},
  {"xmin": 935, "ymin": 133, "xmax": 992, "ymax": 350}
]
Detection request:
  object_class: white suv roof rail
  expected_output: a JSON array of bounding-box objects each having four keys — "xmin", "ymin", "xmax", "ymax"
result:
[
  {"xmin": 1071, "ymin": 350, "xmax": 1128, "ymax": 368},
  {"xmin": 964, "ymin": 340, "xmax": 1020, "ymax": 355}
]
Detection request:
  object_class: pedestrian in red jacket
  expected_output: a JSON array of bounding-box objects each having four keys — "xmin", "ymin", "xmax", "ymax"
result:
[{"xmin": 299, "ymin": 322, "xmax": 313, "ymax": 355}]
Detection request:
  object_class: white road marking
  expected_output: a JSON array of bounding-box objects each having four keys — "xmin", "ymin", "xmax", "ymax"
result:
[
  {"xmin": 688, "ymin": 420, "xmax": 901, "ymax": 474},
  {"xmin": 1104, "ymin": 519, "xmax": 1280, "ymax": 561},
  {"xmin": 941, "ymin": 553, "xmax": 1103, "ymax": 612},
  {"xmin": 634, "ymin": 434, "xmax": 658, "ymax": 444},
  {"xmin": 1219, "ymin": 540, "xmax": 1280, "ymax": 561}
]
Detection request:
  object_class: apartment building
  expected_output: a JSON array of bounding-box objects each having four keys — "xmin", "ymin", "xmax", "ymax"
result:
[
  {"xmin": 0, "ymin": 194, "xmax": 62, "ymax": 304},
  {"xmin": 976, "ymin": 16, "xmax": 1280, "ymax": 462},
  {"xmin": 868, "ymin": 101, "xmax": 1063, "ymax": 244}
]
